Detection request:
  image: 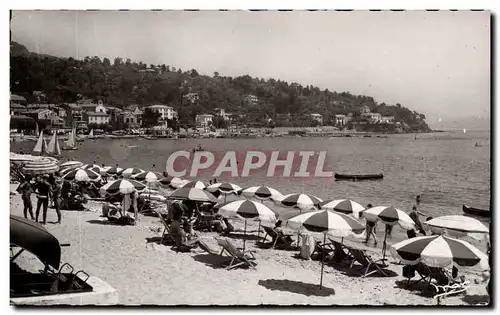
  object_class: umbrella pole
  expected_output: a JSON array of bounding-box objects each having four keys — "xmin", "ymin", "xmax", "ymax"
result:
[
  {"xmin": 382, "ymin": 229, "xmax": 388, "ymax": 262},
  {"xmin": 320, "ymin": 233, "xmax": 326, "ymax": 290},
  {"xmin": 257, "ymin": 220, "xmax": 261, "ymax": 242},
  {"xmin": 243, "ymin": 220, "xmax": 247, "ymax": 253}
]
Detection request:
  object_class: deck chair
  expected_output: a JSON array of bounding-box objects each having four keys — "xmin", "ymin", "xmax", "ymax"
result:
[
  {"xmin": 261, "ymin": 226, "xmax": 293, "ymax": 250},
  {"xmin": 329, "ymin": 238, "xmax": 353, "ymax": 263},
  {"xmin": 216, "ymin": 238, "xmax": 257, "ymax": 270},
  {"xmin": 193, "ymin": 214, "xmax": 216, "ymax": 232},
  {"xmin": 153, "ymin": 209, "xmax": 175, "ymax": 244},
  {"xmin": 347, "ymin": 246, "xmax": 388, "ymax": 277}
]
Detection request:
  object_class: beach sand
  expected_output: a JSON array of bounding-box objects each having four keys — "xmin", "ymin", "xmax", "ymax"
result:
[{"xmin": 9, "ymin": 184, "xmax": 489, "ymax": 305}]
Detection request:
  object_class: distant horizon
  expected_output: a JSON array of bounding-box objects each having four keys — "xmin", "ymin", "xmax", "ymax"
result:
[{"xmin": 10, "ymin": 10, "xmax": 490, "ymax": 122}]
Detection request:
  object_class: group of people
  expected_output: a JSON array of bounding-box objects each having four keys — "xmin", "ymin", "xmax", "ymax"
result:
[
  {"xmin": 363, "ymin": 195, "xmax": 432, "ymax": 245},
  {"xmin": 16, "ymin": 174, "xmax": 62, "ymax": 224}
]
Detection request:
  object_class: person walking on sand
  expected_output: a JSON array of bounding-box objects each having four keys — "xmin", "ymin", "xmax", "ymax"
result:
[
  {"xmin": 410, "ymin": 205, "xmax": 427, "ymax": 235},
  {"xmin": 35, "ymin": 175, "xmax": 52, "ymax": 224},
  {"xmin": 17, "ymin": 175, "xmax": 34, "ymax": 220},
  {"xmin": 363, "ymin": 204, "xmax": 378, "ymax": 245},
  {"xmin": 52, "ymin": 178, "xmax": 62, "ymax": 224}
]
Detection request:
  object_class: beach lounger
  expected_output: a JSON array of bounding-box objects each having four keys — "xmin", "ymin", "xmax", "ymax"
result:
[
  {"xmin": 153, "ymin": 209, "xmax": 175, "ymax": 244},
  {"xmin": 328, "ymin": 238, "xmax": 353, "ymax": 262},
  {"xmin": 347, "ymin": 246, "xmax": 388, "ymax": 277},
  {"xmin": 312, "ymin": 241, "xmax": 335, "ymax": 261},
  {"xmin": 261, "ymin": 226, "xmax": 293, "ymax": 250},
  {"xmin": 216, "ymin": 238, "xmax": 257, "ymax": 270}
]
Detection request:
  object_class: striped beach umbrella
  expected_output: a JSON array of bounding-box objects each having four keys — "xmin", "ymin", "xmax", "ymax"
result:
[
  {"xmin": 62, "ymin": 168, "xmax": 101, "ymax": 182},
  {"xmin": 361, "ymin": 206, "xmax": 415, "ymax": 230},
  {"xmin": 281, "ymin": 193, "xmax": 323, "ymax": 212},
  {"xmin": 121, "ymin": 167, "xmax": 145, "ymax": 178},
  {"xmin": 216, "ymin": 200, "xmax": 277, "ymax": 252},
  {"xmin": 59, "ymin": 160, "xmax": 83, "ymax": 169},
  {"xmin": 100, "ymin": 179, "xmax": 146, "ymax": 196},
  {"xmin": 59, "ymin": 167, "xmax": 74, "ymax": 175},
  {"xmin": 423, "ymin": 215, "xmax": 489, "ymax": 241},
  {"xmin": 80, "ymin": 164, "xmax": 103, "ymax": 174},
  {"xmin": 132, "ymin": 171, "xmax": 163, "ymax": 184},
  {"xmin": 361, "ymin": 206, "xmax": 415, "ymax": 261},
  {"xmin": 242, "ymin": 186, "xmax": 282, "ymax": 200},
  {"xmin": 22, "ymin": 158, "xmax": 59, "ymax": 175},
  {"xmin": 206, "ymin": 182, "xmax": 243, "ymax": 195},
  {"xmin": 180, "ymin": 180, "xmax": 207, "ymax": 189},
  {"xmin": 288, "ymin": 209, "xmax": 365, "ymax": 289},
  {"xmin": 391, "ymin": 235, "xmax": 489, "ymax": 271},
  {"xmin": 168, "ymin": 187, "xmax": 217, "ymax": 203},
  {"xmin": 159, "ymin": 176, "xmax": 184, "ymax": 188},
  {"xmin": 320, "ymin": 199, "xmax": 365, "ymax": 218},
  {"xmin": 105, "ymin": 166, "xmax": 123, "ymax": 175}
]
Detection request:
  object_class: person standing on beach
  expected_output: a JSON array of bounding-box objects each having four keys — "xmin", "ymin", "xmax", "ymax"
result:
[
  {"xmin": 410, "ymin": 203, "xmax": 427, "ymax": 236},
  {"xmin": 52, "ymin": 178, "xmax": 62, "ymax": 224},
  {"xmin": 35, "ymin": 175, "xmax": 52, "ymax": 224},
  {"xmin": 363, "ymin": 204, "xmax": 378, "ymax": 245},
  {"xmin": 17, "ymin": 175, "xmax": 34, "ymax": 220}
]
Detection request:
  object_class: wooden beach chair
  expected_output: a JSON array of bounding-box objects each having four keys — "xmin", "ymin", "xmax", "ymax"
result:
[
  {"xmin": 328, "ymin": 238, "xmax": 353, "ymax": 263},
  {"xmin": 153, "ymin": 209, "xmax": 175, "ymax": 245},
  {"xmin": 193, "ymin": 214, "xmax": 216, "ymax": 232},
  {"xmin": 347, "ymin": 246, "xmax": 389, "ymax": 277},
  {"xmin": 261, "ymin": 226, "xmax": 294, "ymax": 250},
  {"xmin": 216, "ymin": 238, "xmax": 257, "ymax": 270}
]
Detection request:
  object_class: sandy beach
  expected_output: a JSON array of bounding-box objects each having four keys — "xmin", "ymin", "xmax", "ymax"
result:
[{"xmin": 9, "ymin": 184, "xmax": 489, "ymax": 306}]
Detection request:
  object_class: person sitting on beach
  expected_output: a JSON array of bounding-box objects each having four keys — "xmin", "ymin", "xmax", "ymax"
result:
[
  {"xmin": 274, "ymin": 220, "xmax": 293, "ymax": 244},
  {"xmin": 169, "ymin": 212, "xmax": 204, "ymax": 252}
]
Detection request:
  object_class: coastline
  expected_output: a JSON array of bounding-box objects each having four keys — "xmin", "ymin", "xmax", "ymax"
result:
[{"xmin": 9, "ymin": 184, "xmax": 488, "ymax": 305}]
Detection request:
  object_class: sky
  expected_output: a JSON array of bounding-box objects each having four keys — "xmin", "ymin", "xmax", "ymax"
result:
[{"xmin": 10, "ymin": 10, "xmax": 491, "ymax": 124}]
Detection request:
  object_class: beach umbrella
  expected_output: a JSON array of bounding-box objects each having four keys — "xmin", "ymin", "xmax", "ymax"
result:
[
  {"xmin": 62, "ymin": 168, "xmax": 101, "ymax": 182},
  {"xmin": 10, "ymin": 153, "xmax": 36, "ymax": 164},
  {"xmin": 281, "ymin": 193, "xmax": 323, "ymax": 212},
  {"xmin": 390, "ymin": 235, "xmax": 489, "ymax": 272},
  {"xmin": 159, "ymin": 176, "xmax": 184, "ymax": 188},
  {"xmin": 132, "ymin": 171, "xmax": 163, "ymax": 182},
  {"xmin": 180, "ymin": 180, "xmax": 207, "ymax": 189},
  {"xmin": 242, "ymin": 186, "xmax": 282, "ymax": 201},
  {"xmin": 168, "ymin": 187, "xmax": 217, "ymax": 203},
  {"xmin": 423, "ymin": 215, "xmax": 489, "ymax": 243},
  {"xmin": 216, "ymin": 200, "xmax": 277, "ymax": 251},
  {"xmin": 320, "ymin": 199, "xmax": 365, "ymax": 218},
  {"xmin": 287, "ymin": 210, "xmax": 365, "ymax": 289},
  {"xmin": 59, "ymin": 160, "xmax": 83, "ymax": 169},
  {"xmin": 80, "ymin": 164, "xmax": 103, "ymax": 174},
  {"xmin": 360, "ymin": 206, "xmax": 415, "ymax": 261},
  {"xmin": 121, "ymin": 167, "xmax": 145, "ymax": 178},
  {"xmin": 100, "ymin": 179, "xmax": 146, "ymax": 196},
  {"xmin": 105, "ymin": 166, "xmax": 123, "ymax": 175},
  {"xmin": 22, "ymin": 158, "xmax": 59, "ymax": 175},
  {"xmin": 206, "ymin": 182, "xmax": 243, "ymax": 195}
]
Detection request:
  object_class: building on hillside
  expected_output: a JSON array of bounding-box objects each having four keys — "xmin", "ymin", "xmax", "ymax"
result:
[
  {"xmin": 214, "ymin": 108, "xmax": 233, "ymax": 121},
  {"xmin": 86, "ymin": 112, "xmax": 110, "ymax": 125},
  {"xmin": 122, "ymin": 109, "xmax": 143, "ymax": 128},
  {"xmin": 334, "ymin": 114, "xmax": 348, "ymax": 127},
  {"xmin": 195, "ymin": 114, "xmax": 214, "ymax": 127},
  {"xmin": 309, "ymin": 113, "xmax": 323, "ymax": 125},
  {"xmin": 95, "ymin": 101, "xmax": 107, "ymax": 114},
  {"xmin": 146, "ymin": 105, "xmax": 177, "ymax": 123},
  {"xmin": 183, "ymin": 92, "xmax": 199, "ymax": 104},
  {"xmin": 362, "ymin": 112, "xmax": 382, "ymax": 123},
  {"xmin": 380, "ymin": 116, "xmax": 395, "ymax": 124},
  {"xmin": 80, "ymin": 103, "xmax": 98, "ymax": 112},
  {"xmin": 10, "ymin": 93, "xmax": 27, "ymax": 105},
  {"xmin": 10, "ymin": 104, "xmax": 26, "ymax": 116},
  {"xmin": 244, "ymin": 94, "xmax": 259, "ymax": 105}
]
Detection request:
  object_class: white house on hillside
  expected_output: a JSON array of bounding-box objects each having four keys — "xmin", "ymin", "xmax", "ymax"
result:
[
  {"xmin": 147, "ymin": 105, "xmax": 177, "ymax": 121},
  {"xmin": 196, "ymin": 114, "xmax": 213, "ymax": 127},
  {"xmin": 309, "ymin": 113, "xmax": 323, "ymax": 125}
]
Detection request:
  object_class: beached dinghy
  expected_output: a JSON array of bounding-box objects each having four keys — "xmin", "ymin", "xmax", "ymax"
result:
[
  {"xmin": 334, "ymin": 173, "xmax": 384, "ymax": 181},
  {"xmin": 462, "ymin": 204, "xmax": 490, "ymax": 218}
]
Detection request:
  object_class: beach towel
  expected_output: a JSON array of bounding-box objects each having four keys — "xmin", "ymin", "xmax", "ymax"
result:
[{"xmin": 300, "ymin": 234, "xmax": 315, "ymax": 260}]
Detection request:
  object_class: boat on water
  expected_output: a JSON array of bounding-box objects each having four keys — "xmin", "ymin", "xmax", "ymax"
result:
[
  {"xmin": 32, "ymin": 131, "xmax": 48, "ymax": 155},
  {"xmin": 462, "ymin": 204, "xmax": 490, "ymax": 218},
  {"xmin": 143, "ymin": 135, "xmax": 158, "ymax": 140},
  {"xmin": 62, "ymin": 128, "xmax": 78, "ymax": 151},
  {"xmin": 334, "ymin": 173, "xmax": 384, "ymax": 181},
  {"xmin": 45, "ymin": 132, "xmax": 61, "ymax": 156},
  {"xmin": 87, "ymin": 129, "xmax": 97, "ymax": 140}
]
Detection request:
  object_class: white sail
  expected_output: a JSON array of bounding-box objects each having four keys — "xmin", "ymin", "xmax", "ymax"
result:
[
  {"xmin": 463, "ymin": 128, "xmax": 467, "ymax": 134},
  {"xmin": 89, "ymin": 129, "xmax": 94, "ymax": 137},
  {"xmin": 65, "ymin": 128, "xmax": 76, "ymax": 148},
  {"xmin": 33, "ymin": 131, "xmax": 45, "ymax": 153},
  {"xmin": 35, "ymin": 123, "xmax": 39, "ymax": 136},
  {"xmin": 47, "ymin": 132, "xmax": 61, "ymax": 155}
]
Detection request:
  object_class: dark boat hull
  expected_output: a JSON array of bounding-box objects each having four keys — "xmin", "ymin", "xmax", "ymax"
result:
[
  {"xmin": 462, "ymin": 204, "xmax": 490, "ymax": 218},
  {"xmin": 334, "ymin": 173, "xmax": 384, "ymax": 181}
]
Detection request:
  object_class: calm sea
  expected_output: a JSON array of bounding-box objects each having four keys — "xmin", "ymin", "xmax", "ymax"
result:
[{"xmin": 11, "ymin": 130, "xmax": 491, "ymax": 242}]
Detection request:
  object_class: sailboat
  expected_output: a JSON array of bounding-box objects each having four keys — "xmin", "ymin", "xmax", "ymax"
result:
[
  {"xmin": 62, "ymin": 128, "xmax": 78, "ymax": 151},
  {"xmin": 46, "ymin": 132, "xmax": 61, "ymax": 156},
  {"xmin": 88, "ymin": 129, "xmax": 96, "ymax": 140},
  {"xmin": 33, "ymin": 131, "xmax": 47, "ymax": 155},
  {"xmin": 413, "ymin": 133, "xmax": 417, "ymax": 140},
  {"xmin": 463, "ymin": 128, "xmax": 467, "ymax": 134}
]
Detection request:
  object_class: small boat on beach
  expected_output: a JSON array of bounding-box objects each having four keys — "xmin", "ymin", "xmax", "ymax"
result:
[
  {"xmin": 62, "ymin": 128, "xmax": 78, "ymax": 151},
  {"xmin": 334, "ymin": 173, "xmax": 384, "ymax": 181},
  {"xmin": 46, "ymin": 132, "xmax": 61, "ymax": 156},
  {"xmin": 462, "ymin": 204, "xmax": 490, "ymax": 218},
  {"xmin": 32, "ymin": 131, "xmax": 48, "ymax": 155}
]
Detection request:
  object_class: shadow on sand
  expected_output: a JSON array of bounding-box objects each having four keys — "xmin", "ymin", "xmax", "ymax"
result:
[
  {"xmin": 328, "ymin": 260, "xmax": 399, "ymax": 278},
  {"xmin": 462, "ymin": 294, "xmax": 491, "ymax": 306},
  {"xmin": 225, "ymin": 233, "xmax": 260, "ymax": 241},
  {"xmin": 393, "ymin": 279, "xmax": 435, "ymax": 298},
  {"xmin": 258, "ymin": 279, "xmax": 335, "ymax": 297},
  {"xmin": 192, "ymin": 253, "xmax": 233, "ymax": 270}
]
